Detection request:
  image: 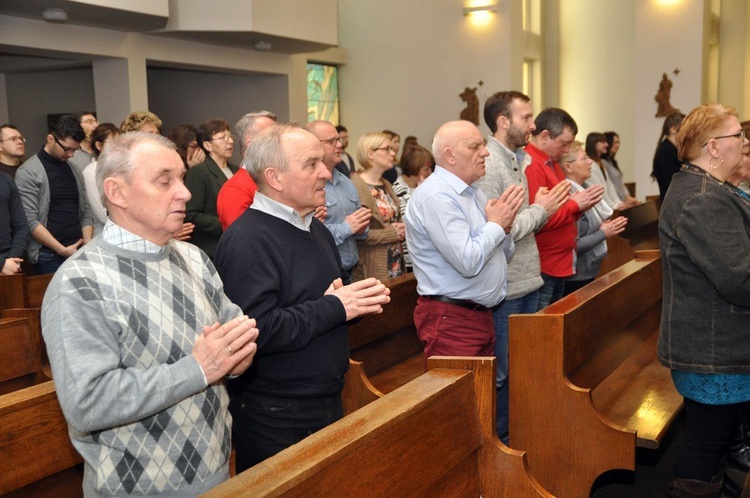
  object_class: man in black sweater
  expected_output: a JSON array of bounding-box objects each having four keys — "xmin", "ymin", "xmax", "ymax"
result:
[{"xmin": 214, "ymin": 124, "xmax": 390, "ymax": 473}]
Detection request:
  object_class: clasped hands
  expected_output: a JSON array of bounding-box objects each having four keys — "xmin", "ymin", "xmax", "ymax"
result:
[
  {"xmin": 193, "ymin": 315, "xmax": 259, "ymax": 384},
  {"xmin": 325, "ymin": 277, "xmax": 391, "ymax": 321}
]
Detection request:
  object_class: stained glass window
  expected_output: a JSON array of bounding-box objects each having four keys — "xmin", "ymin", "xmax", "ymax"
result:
[{"xmin": 307, "ymin": 63, "xmax": 339, "ymax": 124}]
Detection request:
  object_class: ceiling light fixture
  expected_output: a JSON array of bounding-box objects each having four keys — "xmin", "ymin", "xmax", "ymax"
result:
[
  {"xmin": 42, "ymin": 8, "xmax": 69, "ymax": 23},
  {"xmin": 254, "ymin": 41, "xmax": 272, "ymax": 51},
  {"xmin": 463, "ymin": 5, "xmax": 498, "ymax": 15}
]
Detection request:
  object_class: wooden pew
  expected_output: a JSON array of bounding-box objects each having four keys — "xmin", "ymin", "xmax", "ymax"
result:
[
  {"xmin": 595, "ymin": 234, "xmax": 635, "ymax": 278},
  {"xmin": 348, "ymin": 272, "xmax": 423, "ymax": 394},
  {"xmin": 0, "ymin": 381, "xmax": 83, "ymax": 496},
  {"xmin": 205, "ymin": 357, "xmax": 553, "ymax": 498},
  {"xmin": 508, "ymin": 250, "xmax": 682, "ymax": 498},
  {"xmin": 0, "ymin": 273, "xmax": 53, "ymax": 310},
  {"xmin": 618, "ymin": 199, "xmax": 660, "ymax": 250},
  {"xmin": 0, "ymin": 312, "xmax": 50, "ymax": 396}
]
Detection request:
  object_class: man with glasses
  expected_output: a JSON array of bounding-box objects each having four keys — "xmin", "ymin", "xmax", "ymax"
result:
[
  {"xmin": 524, "ymin": 108, "xmax": 604, "ymax": 309},
  {"xmin": 0, "ymin": 124, "xmax": 26, "ymax": 178},
  {"xmin": 69, "ymin": 112, "xmax": 99, "ymax": 173},
  {"xmin": 15, "ymin": 114, "xmax": 93, "ymax": 274},
  {"xmin": 305, "ymin": 120, "xmax": 371, "ymax": 282}
]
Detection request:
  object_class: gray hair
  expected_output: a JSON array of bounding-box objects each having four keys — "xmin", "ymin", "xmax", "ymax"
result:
[
  {"xmin": 244, "ymin": 123, "xmax": 300, "ymax": 190},
  {"xmin": 96, "ymin": 131, "xmax": 176, "ymax": 207},
  {"xmin": 234, "ymin": 111, "xmax": 277, "ymax": 156}
]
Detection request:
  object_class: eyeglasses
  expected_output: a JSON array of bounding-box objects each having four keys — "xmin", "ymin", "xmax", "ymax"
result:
[
  {"xmin": 703, "ymin": 130, "xmax": 746, "ymax": 147},
  {"xmin": 320, "ymin": 137, "xmax": 343, "ymax": 146},
  {"xmin": 0, "ymin": 135, "xmax": 25, "ymax": 144},
  {"xmin": 373, "ymin": 146, "xmax": 396, "ymax": 153},
  {"xmin": 54, "ymin": 136, "xmax": 80, "ymax": 153},
  {"xmin": 573, "ymin": 155, "xmax": 590, "ymax": 163},
  {"xmin": 80, "ymin": 118, "xmax": 98, "ymax": 126},
  {"xmin": 211, "ymin": 134, "xmax": 233, "ymax": 143}
]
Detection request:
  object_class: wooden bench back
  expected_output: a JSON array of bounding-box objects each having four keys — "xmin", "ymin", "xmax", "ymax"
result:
[
  {"xmin": 508, "ymin": 251, "xmax": 678, "ymax": 497},
  {"xmin": 2, "ymin": 307, "xmax": 52, "ymax": 380},
  {"xmin": 0, "ymin": 317, "xmax": 37, "ymax": 384},
  {"xmin": 206, "ymin": 358, "xmax": 550, "ymax": 498},
  {"xmin": 0, "ymin": 273, "xmax": 54, "ymax": 311},
  {"xmin": 25, "ymin": 273, "xmax": 54, "ymax": 308},
  {"xmin": 348, "ymin": 273, "xmax": 422, "ymax": 380},
  {"xmin": 0, "ymin": 274, "xmax": 25, "ymax": 310},
  {"xmin": 596, "ymin": 234, "xmax": 636, "ymax": 278},
  {"xmin": 547, "ymin": 253, "xmax": 663, "ymax": 387},
  {"xmin": 618, "ymin": 200, "xmax": 660, "ymax": 249},
  {"xmin": 0, "ymin": 381, "xmax": 82, "ymax": 494}
]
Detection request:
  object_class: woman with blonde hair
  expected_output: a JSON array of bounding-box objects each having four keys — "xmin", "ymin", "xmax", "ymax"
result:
[
  {"xmin": 658, "ymin": 104, "xmax": 750, "ymax": 497},
  {"xmin": 350, "ymin": 132, "xmax": 405, "ymax": 281},
  {"xmin": 119, "ymin": 111, "xmax": 162, "ymax": 134}
]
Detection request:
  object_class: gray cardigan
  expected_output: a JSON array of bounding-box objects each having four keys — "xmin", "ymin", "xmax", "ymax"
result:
[
  {"xmin": 15, "ymin": 152, "xmax": 93, "ymax": 264},
  {"xmin": 476, "ymin": 136, "xmax": 547, "ymax": 300}
]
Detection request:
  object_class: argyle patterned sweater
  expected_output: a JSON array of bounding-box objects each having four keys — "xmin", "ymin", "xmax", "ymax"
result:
[{"xmin": 42, "ymin": 236, "xmax": 242, "ymax": 496}]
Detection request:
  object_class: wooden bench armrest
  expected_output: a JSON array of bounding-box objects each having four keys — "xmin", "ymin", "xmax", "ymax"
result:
[{"xmin": 342, "ymin": 359, "xmax": 383, "ymax": 415}]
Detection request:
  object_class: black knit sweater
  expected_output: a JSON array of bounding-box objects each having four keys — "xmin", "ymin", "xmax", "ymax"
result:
[{"xmin": 214, "ymin": 209, "xmax": 348, "ymax": 398}]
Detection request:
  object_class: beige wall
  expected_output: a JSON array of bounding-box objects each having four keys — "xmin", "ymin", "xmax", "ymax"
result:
[
  {"xmin": 337, "ymin": 0, "xmax": 524, "ymax": 151},
  {"xmin": 557, "ymin": 0, "xmax": 706, "ymax": 199},
  {"xmin": 558, "ymin": 0, "xmax": 637, "ymax": 187}
]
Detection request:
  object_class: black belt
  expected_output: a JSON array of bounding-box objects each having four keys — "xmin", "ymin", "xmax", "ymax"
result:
[{"xmin": 425, "ymin": 295, "xmax": 489, "ymax": 312}]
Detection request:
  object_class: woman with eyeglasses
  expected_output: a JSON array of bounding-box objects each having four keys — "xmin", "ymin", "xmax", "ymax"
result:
[
  {"xmin": 559, "ymin": 141, "xmax": 627, "ymax": 295},
  {"xmin": 350, "ymin": 132, "xmax": 405, "ymax": 281},
  {"xmin": 184, "ymin": 118, "xmax": 238, "ymax": 259},
  {"xmin": 658, "ymin": 104, "xmax": 750, "ymax": 496}
]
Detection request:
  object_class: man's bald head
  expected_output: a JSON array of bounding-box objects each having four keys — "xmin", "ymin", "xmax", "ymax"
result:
[{"xmin": 431, "ymin": 120, "xmax": 489, "ymax": 185}]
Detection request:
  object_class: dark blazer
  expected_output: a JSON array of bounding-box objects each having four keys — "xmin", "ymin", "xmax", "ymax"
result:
[{"xmin": 184, "ymin": 156, "xmax": 238, "ymax": 258}]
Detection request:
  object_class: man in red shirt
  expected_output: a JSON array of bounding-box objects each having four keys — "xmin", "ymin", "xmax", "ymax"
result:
[
  {"xmin": 524, "ymin": 108, "xmax": 604, "ymax": 309},
  {"xmin": 216, "ymin": 111, "xmax": 276, "ymax": 230}
]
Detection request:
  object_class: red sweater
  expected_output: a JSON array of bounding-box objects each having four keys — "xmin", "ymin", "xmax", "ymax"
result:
[
  {"xmin": 524, "ymin": 142, "xmax": 580, "ymax": 277},
  {"xmin": 216, "ymin": 168, "xmax": 258, "ymax": 231}
]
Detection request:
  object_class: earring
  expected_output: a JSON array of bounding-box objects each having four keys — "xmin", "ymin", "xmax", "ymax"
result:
[{"xmin": 709, "ymin": 156, "xmax": 724, "ymax": 169}]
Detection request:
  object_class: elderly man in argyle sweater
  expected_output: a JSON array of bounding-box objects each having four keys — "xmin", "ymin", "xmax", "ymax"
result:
[{"xmin": 42, "ymin": 132, "xmax": 259, "ymax": 497}]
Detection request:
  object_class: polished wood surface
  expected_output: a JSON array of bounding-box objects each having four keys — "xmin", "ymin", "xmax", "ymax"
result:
[
  {"xmin": 348, "ymin": 272, "xmax": 424, "ymax": 394},
  {"xmin": 0, "ymin": 381, "xmax": 82, "ymax": 495},
  {"xmin": 0, "ymin": 273, "xmax": 53, "ymax": 312},
  {"xmin": 206, "ymin": 358, "xmax": 552, "ymax": 498},
  {"xmin": 0, "ymin": 313, "xmax": 50, "ymax": 396},
  {"xmin": 0, "ymin": 274, "xmax": 25, "ymax": 310},
  {"xmin": 618, "ymin": 199, "xmax": 660, "ymax": 250},
  {"xmin": 596, "ymin": 234, "xmax": 636, "ymax": 278},
  {"xmin": 24, "ymin": 274, "xmax": 53, "ymax": 309},
  {"xmin": 509, "ymin": 253, "xmax": 681, "ymax": 498}
]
